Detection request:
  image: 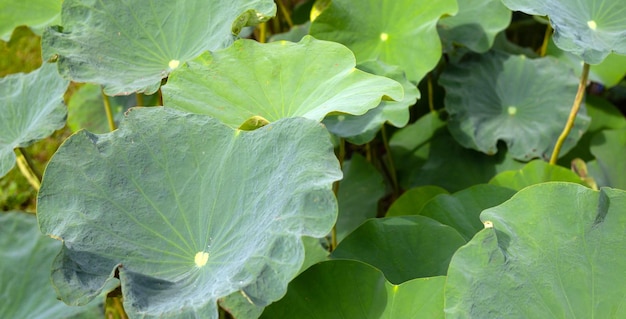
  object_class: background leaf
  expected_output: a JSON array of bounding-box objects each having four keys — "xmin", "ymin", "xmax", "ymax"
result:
[
  {"xmin": 42, "ymin": 0, "xmax": 276, "ymax": 95},
  {"xmin": 163, "ymin": 36, "xmax": 403, "ymax": 128},
  {"xmin": 309, "ymin": 0, "xmax": 458, "ymax": 83},
  {"xmin": 0, "ymin": 212, "xmax": 102, "ymax": 319},
  {"xmin": 0, "ymin": 62, "xmax": 68, "ymax": 178},
  {"xmin": 37, "ymin": 107, "xmax": 342, "ymax": 318},
  {"xmin": 261, "ymin": 260, "xmax": 445, "ymax": 319},
  {"xmin": 489, "ymin": 159, "xmax": 588, "ymax": 190},
  {"xmin": 440, "ymin": 51, "xmax": 590, "ymax": 160},
  {"xmin": 0, "ymin": 0, "xmax": 61, "ymax": 41},
  {"xmin": 588, "ymin": 128, "xmax": 626, "ymax": 190},
  {"xmin": 386, "ymin": 185, "xmax": 449, "ymax": 217}
]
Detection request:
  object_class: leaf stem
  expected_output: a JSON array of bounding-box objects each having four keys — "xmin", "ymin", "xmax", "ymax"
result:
[
  {"xmin": 276, "ymin": 0, "xmax": 294, "ymax": 28},
  {"xmin": 549, "ymin": 63, "xmax": 590, "ymax": 164},
  {"xmin": 15, "ymin": 148, "xmax": 41, "ymax": 191},
  {"xmin": 539, "ymin": 24, "xmax": 552, "ymax": 57},
  {"xmin": 427, "ymin": 72, "xmax": 435, "ymax": 113},
  {"xmin": 102, "ymin": 87, "xmax": 116, "ymax": 131},
  {"xmin": 259, "ymin": 22, "xmax": 267, "ymax": 43},
  {"xmin": 381, "ymin": 125, "xmax": 399, "ymax": 196},
  {"xmin": 135, "ymin": 93, "xmax": 144, "ymax": 106}
]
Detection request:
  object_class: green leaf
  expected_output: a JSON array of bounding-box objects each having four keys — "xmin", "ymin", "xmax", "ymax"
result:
[
  {"xmin": 438, "ymin": 0, "xmax": 511, "ymax": 53},
  {"xmin": 445, "ymin": 183, "xmax": 626, "ymax": 318},
  {"xmin": 37, "ymin": 107, "xmax": 342, "ymax": 318},
  {"xmin": 0, "ymin": 62, "xmax": 69, "ymax": 178},
  {"xmin": 546, "ymin": 37, "xmax": 626, "ymax": 88},
  {"xmin": 309, "ymin": 0, "xmax": 458, "ymax": 83},
  {"xmin": 336, "ymin": 154, "xmax": 385, "ymax": 242},
  {"xmin": 323, "ymin": 60, "xmax": 420, "ymax": 144},
  {"xmin": 386, "ymin": 185, "xmax": 449, "ymax": 217},
  {"xmin": 490, "ymin": 159, "xmax": 588, "ymax": 190},
  {"xmin": 332, "ymin": 216, "xmax": 465, "ymax": 283},
  {"xmin": 0, "ymin": 0, "xmax": 61, "ymax": 41},
  {"xmin": 588, "ymin": 128, "xmax": 626, "ymax": 190},
  {"xmin": 417, "ymin": 184, "xmax": 516, "ymax": 240},
  {"xmin": 500, "ymin": 0, "xmax": 626, "ymax": 64},
  {"xmin": 440, "ymin": 51, "xmax": 590, "ymax": 160},
  {"xmin": 163, "ymin": 36, "xmax": 403, "ymax": 128},
  {"xmin": 42, "ymin": 0, "xmax": 276, "ymax": 95},
  {"xmin": 0, "ymin": 212, "xmax": 102, "ymax": 319},
  {"xmin": 261, "ymin": 260, "xmax": 445, "ymax": 319}
]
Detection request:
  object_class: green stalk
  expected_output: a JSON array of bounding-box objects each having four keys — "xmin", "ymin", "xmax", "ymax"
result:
[
  {"xmin": 381, "ymin": 125, "xmax": 399, "ymax": 197},
  {"xmin": 15, "ymin": 148, "xmax": 41, "ymax": 191},
  {"xmin": 427, "ymin": 72, "xmax": 435, "ymax": 113},
  {"xmin": 259, "ymin": 22, "xmax": 267, "ymax": 43},
  {"xmin": 539, "ymin": 24, "xmax": 552, "ymax": 57},
  {"xmin": 102, "ymin": 87, "xmax": 116, "ymax": 131},
  {"xmin": 549, "ymin": 63, "xmax": 590, "ymax": 164},
  {"xmin": 276, "ymin": 0, "xmax": 294, "ymax": 28},
  {"xmin": 135, "ymin": 93, "xmax": 144, "ymax": 106}
]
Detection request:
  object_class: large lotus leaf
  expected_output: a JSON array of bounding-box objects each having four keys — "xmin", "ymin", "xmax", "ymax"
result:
[
  {"xmin": 386, "ymin": 185, "xmax": 449, "ymax": 217},
  {"xmin": 501, "ymin": 0, "xmax": 626, "ymax": 64},
  {"xmin": 0, "ymin": 0, "xmax": 61, "ymax": 41},
  {"xmin": 547, "ymin": 37, "xmax": 626, "ymax": 88},
  {"xmin": 37, "ymin": 107, "xmax": 342, "ymax": 318},
  {"xmin": 416, "ymin": 184, "xmax": 516, "ymax": 241},
  {"xmin": 309, "ymin": 0, "xmax": 458, "ymax": 83},
  {"xmin": 331, "ymin": 216, "xmax": 466, "ymax": 283},
  {"xmin": 440, "ymin": 51, "xmax": 590, "ymax": 160},
  {"xmin": 163, "ymin": 36, "xmax": 403, "ymax": 128},
  {"xmin": 588, "ymin": 128, "xmax": 626, "ymax": 189},
  {"xmin": 490, "ymin": 159, "xmax": 588, "ymax": 190},
  {"xmin": 42, "ymin": 0, "xmax": 276, "ymax": 95},
  {"xmin": 0, "ymin": 212, "xmax": 102, "ymax": 318},
  {"xmin": 336, "ymin": 154, "xmax": 385, "ymax": 242},
  {"xmin": 324, "ymin": 60, "xmax": 420, "ymax": 144},
  {"xmin": 445, "ymin": 183, "xmax": 626, "ymax": 318},
  {"xmin": 261, "ymin": 260, "xmax": 445, "ymax": 319},
  {"xmin": 0, "ymin": 62, "xmax": 69, "ymax": 178},
  {"xmin": 438, "ymin": 0, "xmax": 511, "ymax": 53}
]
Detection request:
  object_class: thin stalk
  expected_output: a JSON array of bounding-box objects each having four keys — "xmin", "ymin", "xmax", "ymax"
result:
[
  {"xmin": 550, "ymin": 63, "xmax": 590, "ymax": 164},
  {"xmin": 136, "ymin": 93, "xmax": 144, "ymax": 106},
  {"xmin": 276, "ymin": 0, "xmax": 294, "ymax": 28},
  {"xmin": 102, "ymin": 87, "xmax": 116, "ymax": 131},
  {"xmin": 427, "ymin": 73, "xmax": 435, "ymax": 113},
  {"xmin": 259, "ymin": 22, "xmax": 267, "ymax": 43},
  {"xmin": 381, "ymin": 125, "xmax": 399, "ymax": 196},
  {"xmin": 15, "ymin": 148, "xmax": 41, "ymax": 191},
  {"xmin": 330, "ymin": 138, "xmax": 346, "ymax": 251},
  {"xmin": 539, "ymin": 24, "xmax": 552, "ymax": 57}
]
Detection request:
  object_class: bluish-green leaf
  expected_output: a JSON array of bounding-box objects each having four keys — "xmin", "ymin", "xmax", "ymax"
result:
[
  {"xmin": 0, "ymin": 62, "xmax": 68, "ymax": 178},
  {"xmin": 440, "ymin": 51, "xmax": 590, "ymax": 160},
  {"xmin": 42, "ymin": 0, "xmax": 276, "ymax": 95},
  {"xmin": 588, "ymin": 128, "xmax": 626, "ymax": 190},
  {"xmin": 37, "ymin": 107, "xmax": 342, "ymax": 318}
]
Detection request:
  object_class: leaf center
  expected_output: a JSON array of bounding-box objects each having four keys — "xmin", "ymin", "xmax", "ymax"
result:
[{"xmin": 194, "ymin": 251, "xmax": 209, "ymax": 267}]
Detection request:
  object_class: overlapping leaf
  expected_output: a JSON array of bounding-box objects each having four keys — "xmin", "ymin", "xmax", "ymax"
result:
[
  {"xmin": 440, "ymin": 51, "xmax": 590, "ymax": 160},
  {"xmin": 438, "ymin": 0, "xmax": 511, "ymax": 53},
  {"xmin": 42, "ymin": 0, "xmax": 276, "ymax": 95},
  {"xmin": 37, "ymin": 107, "xmax": 342, "ymax": 318},
  {"xmin": 0, "ymin": 212, "xmax": 102, "ymax": 319},
  {"xmin": 163, "ymin": 36, "xmax": 403, "ymax": 128},
  {"xmin": 501, "ymin": 0, "xmax": 626, "ymax": 64},
  {"xmin": 262, "ymin": 260, "xmax": 445, "ymax": 319},
  {"xmin": 0, "ymin": 0, "xmax": 61, "ymax": 41},
  {"xmin": 489, "ymin": 159, "xmax": 588, "ymax": 190},
  {"xmin": 588, "ymin": 128, "xmax": 626, "ymax": 189},
  {"xmin": 309, "ymin": 0, "xmax": 458, "ymax": 83},
  {"xmin": 0, "ymin": 62, "xmax": 68, "ymax": 178},
  {"xmin": 446, "ymin": 183, "xmax": 626, "ymax": 318},
  {"xmin": 323, "ymin": 60, "xmax": 419, "ymax": 144}
]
